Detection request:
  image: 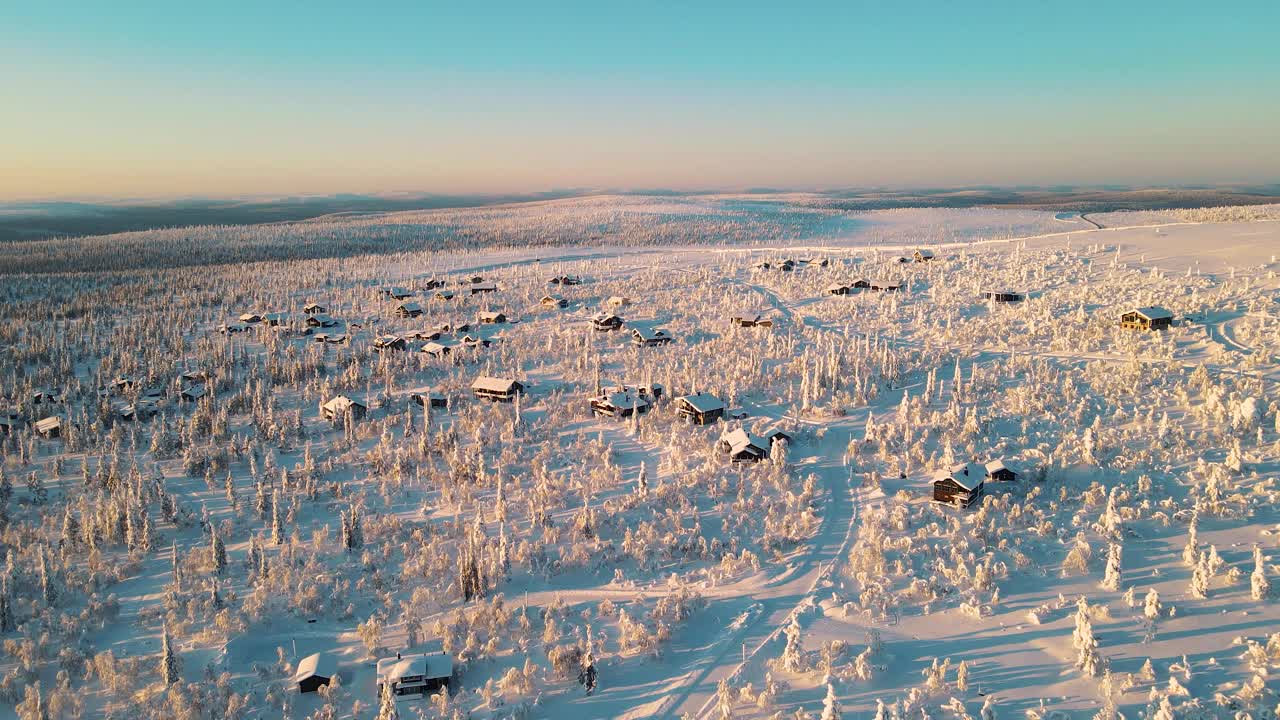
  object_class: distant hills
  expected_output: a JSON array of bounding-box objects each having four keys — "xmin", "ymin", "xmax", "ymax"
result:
[{"xmin": 2, "ymin": 185, "xmax": 1278, "ymax": 243}]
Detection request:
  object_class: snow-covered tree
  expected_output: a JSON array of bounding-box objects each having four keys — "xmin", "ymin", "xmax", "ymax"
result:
[
  {"xmin": 782, "ymin": 614, "xmax": 806, "ymax": 672},
  {"xmin": 1251, "ymin": 545, "xmax": 1270, "ymax": 601},
  {"xmin": 1072, "ymin": 597, "xmax": 1102, "ymax": 676},
  {"xmin": 820, "ymin": 683, "xmax": 842, "ymax": 720},
  {"xmin": 1100, "ymin": 543, "xmax": 1122, "ymax": 592},
  {"xmin": 160, "ymin": 623, "xmax": 181, "ymax": 685}
]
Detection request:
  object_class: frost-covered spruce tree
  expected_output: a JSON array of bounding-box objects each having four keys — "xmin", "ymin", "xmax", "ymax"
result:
[
  {"xmin": 956, "ymin": 660, "xmax": 969, "ymax": 692},
  {"xmin": 1190, "ymin": 554, "xmax": 1210, "ymax": 599},
  {"xmin": 1101, "ymin": 544, "xmax": 1122, "ymax": 592},
  {"xmin": 1250, "ymin": 546, "xmax": 1270, "ymax": 601},
  {"xmin": 0, "ymin": 574, "xmax": 13, "ymax": 633},
  {"xmin": 376, "ymin": 678, "xmax": 399, "ymax": 720},
  {"xmin": 38, "ymin": 546, "xmax": 56, "ymax": 607},
  {"xmin": 1072, "ymin": 597, "xmax": 1101, "ymax": 676},
  {"xmin": 636, "ymin": 462, "xmax": 649, "ymax": 499},
  {"xmin": 1182, "ymin": 510, "xmax": 1200, "ymax": 567},
  {"xmin": 211, "ymin": 529, "xmax": 227, "ymax": 575},
  {"xmin": 270, "ymin": 488, "xmax": 283, "ymax": 544},
  {"xmin": 979, "ymin": 696, "xmax": 996, "ymax": 720},
  {"xmin": 821, "ymin": 683, "xmax": 842, "ymax": 720},
  {"xmin": 160, "ymin": 622, "xmax": 181, "ymax": 685},
  {"xmin": 782, "ymin": 614, "xmax": 806, "ymax": 672}
]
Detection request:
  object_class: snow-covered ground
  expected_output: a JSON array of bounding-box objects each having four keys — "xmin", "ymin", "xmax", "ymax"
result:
[{"xmin": 0, "ymin": 206, "xmax": 1278, "ymax": 720}]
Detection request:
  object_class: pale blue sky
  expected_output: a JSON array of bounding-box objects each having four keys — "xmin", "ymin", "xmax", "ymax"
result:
[{"xmin": 3, "ymin": 1, "xmax": 1278, "ymax": 199}]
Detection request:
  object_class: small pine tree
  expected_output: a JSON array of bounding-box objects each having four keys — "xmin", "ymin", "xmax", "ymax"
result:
[
  {"xmin": 38, "ymin": 547, "xmax": 56, "ymax": 607},
  {"xmin": 1101, "ymin": 544, "xmax": 1122, "ymax": 591},
  {"xmin": 211, "ymin": 529, "xmax": 227, "ymax": 575},
  {"xmin": 1072, "ymin": 597, "xmax": 1101, "ymax": 676},
  {"xmin": 376, "ymin": 679, "xmax": 399, "ymax": 720},
  {"xmin": 270, "ymin": 489, "xmax": 283, "ymax": 544},
  {"xmin": 160, "ymin": 623, "xmax": 181, "ymax": 685}
]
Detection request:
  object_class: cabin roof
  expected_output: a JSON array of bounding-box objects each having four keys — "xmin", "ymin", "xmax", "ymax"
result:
[
  {"xmin": 294, "ymin": 652, "xmax": 337, "ymax": 682},
  {"xmin": 472, "ymin": 376, "xmax": 520, "ymax": 393},
  {"xmin": 984, "ymin": 458, "xmax": 1009, "ymax": 475},
  {"xmin": 720, "ymin": 427, "xmax": 768, "ymax": 455},
  {"xmin": 35, "ymin": 417, "xmax": 62, "ymax": 432},
  {"xmin": 1131, "ymin": 306, "xmax": 1172, "ymax": 321},
  {"xmin": 678, "ymin": 393, "xmax": 725, "ymax": 413},
  {"xmin": 377, "ymin": 654, "xmax": 453, "ymax": 683},
  {"xmin": 322, "ymin": 395, "xmax": 365, "ymax": 413},
  {"xmin": 632, "ymin": 327, "xmax": 670, "ymax": 341},
  {"xmin": 935, "ymin": 462, "xmax": 986, "ymax": 491}
]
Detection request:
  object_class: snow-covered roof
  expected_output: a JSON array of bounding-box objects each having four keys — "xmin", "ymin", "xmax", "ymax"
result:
[
  {"xmin": 470, "ymin": 281, "xmax": 498, "ymax": 291},
  {"xmin": 435, "ymin": 290, "xmax": 455, "ymax": 298},
  {"xmin": 377, "ymin": 654, "xmax": 453, "ymax": 683},
  {"xmin": 180, "ymin": 385, "xmax": 207, "ymax": 400},
  {"xmin": 915, "ymin": 249, "xmax": 935, "ymax": 258},
  {"xmin": 294, "ymin": 652, "xmax": 337, "ymax": 682},
  {"xmin": 935, "ymin": 462, "xmax": 986, "ymax": 491},
  {"xmin": 632, "ymin": 327, "xmax": 670, "ymax": 342},
  {"xmin": 420, "ymin": 341, "xmax": 456, "ymax": 354},
  {"xmin": 472, "ymin": 376, "xmax": 520, "ymax": 394},
  {"xmin": 1131, "ymin": 306, "xmax": 1173, "ymax": 321},
  {"xmin": 35, "ymin": 417, "xmax": 61, "ymax": 432},
  {"xmin": 397, "ymin": 302, "xmax": 423, "ymax": 313},
  {"xmin": 322, "ymin": 395, "xmax": 365, "ymax": 413},
  {"xmin": 720, "ymin": 428, "xmax": 767, "ymax": 455},
  {"xmin": 679, "ymin": 393, "xmax": 725, "ymax": 413},
  {"xmin": 479, "ymin": 311, "xmax": 505, "ymax": 321},
  {"xmin": 598, "ymin": 391, "xmax": 650, "ymax": 411},
  {"xmin": 984, "ymin": 459, "xmax": 1009, "ymax": 475}
]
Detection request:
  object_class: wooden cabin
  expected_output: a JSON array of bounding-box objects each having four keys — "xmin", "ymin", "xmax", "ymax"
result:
[
  {"xmin": 373, "ymin": 335, "xmax": 408, "ymax": 352},
  {"xmin": 913, "ymin": 249, "xmax": 936, "ymax": 262},
  {"xmin": 933, "ymin": 462, "xmax": 985, "ymax": 508},
  {"xmin": 590, "ymin": 388, "xmax": 651, "ymax": 418},
  {"xmin": 422, "ymin": 278, "xmax": 445, "ymax": 290},
  {"xmin": 677, "ymin": 393, "xmax": 726, "ymax": 425},
  {"xmin": 411, "ymin": 391, "xmax": 449, "ymax": 409},
  {"xmin": 730, "ymin": 314, "xmax": 774, "ymax": 329},
  {"xmin": 762, "ymin": 426, "xmax": 793, "ymax": 446},
  {"xmin": 852, "ymin": 278, "xmax": 871, "ymax": 289},
  {"xmin": 549, "ymin": 275, "xmax": 582, "ymax": 286},
  {"xmin": 541, "ymin": 295, "xmax": 568, "ymax": 308},
  {"xmin": 34, "ymin": 416, "xmax": 62, "ymax": 438},
  {"xmin": 1120, "ymin": 306, "xmax": 1173, "ymax": 331},
  {"xmin": 382, "ymin": 286, "xmax": 413, "ymax": 300},
  {"xmin": 220, "ymin": 321, "xmax": 250, "ymax": 334},
  {"xmin": 31, "ymin": 389, "xmax": 58, "ymax": 405},
  {"xmin": 718, "ymin": 428, "xmax": 770, "ymax": 462},
  {"xmin": 0, "ymin": 412, "xmax": 21, "ymax": 436},
  {"xmin": 827, "ymin": 283, "xmax": 852, "ymax": 296},
  {"xmin": 469, "ymin": 282, "xmax": 498, "ymax": 295},
  {"xmin": 434, "ymin": 290, "xmax": 455, "ymax": 301},
  {"xmin": 984, "ymin": 459, "xmax": 1018, "ymax": 483},
  {"xmin": 312, "ymin": 333, "xmax": 348, "ymax": 344},
  {"xmin": 376, "ymin": 653, "xmax": 453, "ymax": 698},
  {"xmin": 294, "ymin": 652, "xmax": 336, "ymax": 694},
  {"xmin": 408, "ymin": 329, "xmax": 441, "ymax": 341},
  {"xmin": 306, "ymin": 313, "xmax": 338, "ymax": 328},
  {"xmin": 179, "ymin": 385, "xmax": 207, "ymax": 402},
  {"xmin": 303, "ymin": 303, "xmax": 327, "ymax": 315},
  {"xmin": 238, "ymin": 313, "xmax": 263, "ymax": 324},
  {"xmin": 479, "ymin": 311, "xmax": 508, "ymax": 324},
  {"xmin": 983, "ymin": 290, "xmax": 1025, "ymax": 303},
  {"xmin": 395, "ymin": 302, "xmax": 424, "ymax": 319},
  {"xmin": 631, "ymin": 328, "xmax": 673, "ymax": 347},
  {"xmin": 263, "ymin": 312, "xmax": 293, "ymax": 327},
  {"xmin": 420, "ymin": 341, "xmax": 456, "ymax": 358},
  {"xmin": 592, "ymin": 314, "xmax": 624, "ymax": 332},
  {"xmin": 472, "ymin": 376, "xmax": 524, "ymax": 402},
  {"xmin": 321, "ymin": 395, "xmax": 367, "ymax": 422},
  {"xmin": 869, "ymin": 279, "xmax": 903, "ymax": 292}
]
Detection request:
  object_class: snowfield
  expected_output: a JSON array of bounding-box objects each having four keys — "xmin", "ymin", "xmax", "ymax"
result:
[{"xmin": 0, "ymin": 203, "xmax": 1277, "ymax": 720}]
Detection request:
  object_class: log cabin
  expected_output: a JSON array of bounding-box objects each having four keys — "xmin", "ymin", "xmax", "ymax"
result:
[
  {"xmin": 1120, "ymin": 306, "xmax": 1173, "ymax": 331},
  {"xmin": 677, "ymin": 392, "xmax": 726, "ymax": 425},
  {"xmin": 933, "ymin": 462, "xmax": 985, "ymax": 508}
]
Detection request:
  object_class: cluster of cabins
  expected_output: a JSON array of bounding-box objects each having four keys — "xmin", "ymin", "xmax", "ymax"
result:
[
  {"xmin": 589, "ymin": 383, "xmax": 664, "ymax": 418},
  {"xmin": 932, "ymin": 459, "xmax": 1018, "ymax": 508},
  {"xmin": 292, "ymin": 651, "xmax": 454, "ymax": 699}
]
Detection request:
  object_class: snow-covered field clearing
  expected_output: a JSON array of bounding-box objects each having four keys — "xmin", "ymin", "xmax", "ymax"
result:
[{"xmin": 0, "ymin": 205, "xmax": 1278, "ymax": 720}]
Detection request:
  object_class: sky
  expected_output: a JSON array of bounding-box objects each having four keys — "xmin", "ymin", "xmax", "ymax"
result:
[{"xmin": 3, "ymin": 1, "xmax": 1279, "ymax": 201}]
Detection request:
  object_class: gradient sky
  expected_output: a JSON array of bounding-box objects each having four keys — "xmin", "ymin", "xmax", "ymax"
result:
[{"xmin": 3, "ymin": 1, "xmax": 1279, "ymax": 200}]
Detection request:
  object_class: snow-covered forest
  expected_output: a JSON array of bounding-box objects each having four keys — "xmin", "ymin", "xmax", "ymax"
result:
[{"xmin": 0, "ymin": 200, "xmax": 1277, "ymax": 720}]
